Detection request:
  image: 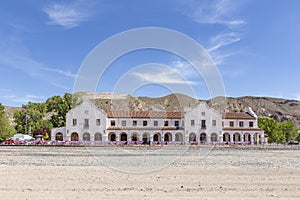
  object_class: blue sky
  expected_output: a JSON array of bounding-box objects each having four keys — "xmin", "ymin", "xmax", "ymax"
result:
[{"xmin": 0, "ymin": 0, "xmax": 300, "ymax": 106}]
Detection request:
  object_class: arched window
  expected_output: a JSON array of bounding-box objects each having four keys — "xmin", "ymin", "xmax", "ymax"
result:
[
  {"xmin": 55, "ymin": 132, "xmax": 63, "ymax": 141},
  {"xmin": 71, "ymin": 132, "xmax": 79, "ymax": 141},
  {"xmin": 94, "ymin": 133, "xmax": 102, "ymax": 141},
  {"xmin": 83, "ymin": 132, "xmax": 90, "ymax": 141},
  {"xmin": 211, "ymin": 133, "xmax": 218, "ymax": 142},
  {"xmin": 175, "ymin": 133, "xmax": 183, "ymax": 142},
  {"xmin": 189, "ymin": 133, "xmax": 196, "ymax": 142}
]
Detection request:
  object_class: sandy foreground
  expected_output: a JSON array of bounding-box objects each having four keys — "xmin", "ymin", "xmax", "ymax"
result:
[{"xmin": 0, "ymin": 145, "xmax": 299, "ymax": 200}]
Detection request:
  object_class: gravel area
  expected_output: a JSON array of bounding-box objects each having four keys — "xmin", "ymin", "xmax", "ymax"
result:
[{"xmin": 0, "ymin": 145, "xmax": 299, "ymax": 199}]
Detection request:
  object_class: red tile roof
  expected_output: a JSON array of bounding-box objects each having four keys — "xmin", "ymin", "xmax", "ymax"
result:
[
  {"xmin": 106, "ymin": 111, "xmax": 184, "ymax": 119},
  {"xmin": 222, "ymin": 112, "xmax": 255, "ymax": 120},
  {"xmin": 107, "ymin": 126, "xmax": 179, "ymax": 130},
  {"xmin": 222, "ymin": 127, "xmax": 263, "ymax": 131}
]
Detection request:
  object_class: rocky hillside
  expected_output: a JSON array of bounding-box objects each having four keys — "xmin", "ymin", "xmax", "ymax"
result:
[
  {"xmin": 4, "ymin": 106, "xmax": 20, "ymax": 125},
  {"xmin": 4, "ymin": 93, "xmax": 300, "ymax": 127},
  {"xmin": 220, "ymin": 96, "xmax": 300, "ymax": 127}
]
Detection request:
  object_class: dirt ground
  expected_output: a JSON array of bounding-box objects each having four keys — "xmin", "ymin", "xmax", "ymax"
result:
[{"xmin": 0, "ymin": 145, "xmax": 299, "ymax": 199}]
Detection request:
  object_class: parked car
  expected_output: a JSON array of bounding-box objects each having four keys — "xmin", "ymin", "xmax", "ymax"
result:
[{"xmin": 288, "ymin": 140, "xmax": 299, "ymax": 145}]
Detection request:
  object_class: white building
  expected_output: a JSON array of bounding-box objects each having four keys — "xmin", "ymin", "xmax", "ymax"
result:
[{"xmin": 51, "ymin": 100, "xmax": 264, "ymax": 145}]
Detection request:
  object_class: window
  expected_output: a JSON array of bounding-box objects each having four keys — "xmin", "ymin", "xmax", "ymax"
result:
[
  {"xmin": 96, "ymin": 119, "xmax": 101, "ymax": 125},
  {"xmin": 84, "ymin": 110, "xmax": 89, "ymax": 114},
  {"xmin": 239, "ymin": 121, "xmax": 244, "ymax": 127},
  {"xmin": 229, "ymin": 121, "xmax": 234, "ymax": 127},
  {"xmin": 249, "ymin": 121, "xmax": 254, "ymax": 127},
  {"xmin": 121, "ymin": 120, "xmax": 126, "ymax": 126},
  {"xmin": 143, "ymin": 121, "xmax": 147, "ymax": 126},
  {"xmin": 201, "ymin": 120, "xmax": 206, "ymax": 129},
  {"xmin": 212, "ymin": 120, "xmax": 216, "ymax": 126},
  {"xmin": 175, "ymin": 121, "xmax": 179, "ymax": 127},
  {"xmin": 164, "ymin": 121, "xmax": 169, "ymax": 126},
  {"xmin": 191, "ymin": 120, "xmax": 195, "ymax": 126},
  {"xmin": 111, "ymin": 120, "xmax": 115, "ymax": 126},
  {"xmin": 154, "ymin": 121, "xmax": 158, "ymax": 126},
  {"xmin": 84, "ymin": 119, "xmax": 89, "ymax": 128},
  {"xmin": 72, "ymin": 119, "xmax": 77, "ymax": 126},
  {"xmin": 201, "ymin": 112, "xmax": 206, "ymax": 116},
  {"xmin": 222, "ymin": 121, "xmax": 224, "ymax": 127},
  {"xmin": 132, "ymin": 120, "xmax": 137, "ymax": 126}
]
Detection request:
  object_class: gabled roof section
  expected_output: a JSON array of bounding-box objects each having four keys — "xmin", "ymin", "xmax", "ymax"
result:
[
  {"xmin": 106, "ymin": 111, "xmax": 184, "ymax": 119},
  {"xmin": 222, "ymin": 112, "xmax": 256, "ymax": 120}
]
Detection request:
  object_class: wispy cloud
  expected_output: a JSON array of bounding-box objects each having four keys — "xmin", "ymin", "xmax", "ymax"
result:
[
  {"xmin": 42, "ymin": 67, "xmax": 77, "ymax": 78},
  {"xmin": 206, "ymin": 32, "xmax": 242, "ymax": 65},
  {"xmin": 170, "ymin": 60, "xmax": 199, "ymax": 78},
  {"xmin": 207, "ymin": 32, "xmax": 241, "ymax": 52},
  {"xmin": 0, "ymin": 38, "xmax": 75, "ymax": 90},
  {"xmin": 2, "ymin": 94, "xmax": 46, "ymax": 104},
  {"xmin": 179, "ymin": 0, "xmax": 245, "ymax": 27},
  {"xmin": 177, "ymin": 0, "xmax": 246, "ymax": 65},
  {"xmin": 132, "ymin": 66, "xmax": 199, "ymax": 86},
  {"xmin": 43, "ymin": 1, "xmax": 96, "ymax": 29}
]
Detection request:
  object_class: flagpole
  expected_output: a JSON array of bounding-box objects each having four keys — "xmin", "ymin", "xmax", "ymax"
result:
[{"xmin": 26, "ymin": 113, "xmax": 28, "ymax": 135}]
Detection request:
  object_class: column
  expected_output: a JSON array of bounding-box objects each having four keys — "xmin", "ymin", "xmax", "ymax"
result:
[
  {"xmin": 230, "ymin": 134, "xmax": 234, "ymax": 143},
  {"xmin": 207, "ymin": 134, "xmax": 211, "ymax": 144},
  {"xmin": 219, "ymin": 132, "xmax": 223, "ymax": 143},
  {"xmin": 250, "ymin": 134, "xmax": 254, "ymax": 145},
  {"xmin": 260, "ymin": 132, "xmax": 264, "ymax": 144},
  {"xmin": 172, "ymin": 132, "xmax": 175, "ymax": 143}
]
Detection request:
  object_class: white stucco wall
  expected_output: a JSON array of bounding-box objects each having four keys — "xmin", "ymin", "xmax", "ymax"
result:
[
  {"xmin": 184, "ymin": 103, "xmax": 222, "ymax": 143},
  {"xmin": 65, "ymin": 100, "xmax": 107, "ymax": 141}
]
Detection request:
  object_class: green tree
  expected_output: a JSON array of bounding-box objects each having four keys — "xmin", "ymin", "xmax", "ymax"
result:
[
  {"xmin": 13, "ymin": 108, "xmax": 27, "ymax": 133},
  {"xmin": 0, "ymin": 103, "xmax": 16, "ymax": 141},
  {"xmin": 272, "ymin": 124, "xmax": 286, "ymax": 143},
  {"xmin": 258, "ymin": 116, "xmax": 298, "ymax": 143},
  {"xmin": 295, "ymin": 129, "xmax": 300, "ymax": 141},
  {"xmin": 46, "ymin": 93, "xmax": 72, "ymax": 127},
  {"xmin": 258, "ymin": 117, "xmax": 279, "ymax": 142},
  {"xmin": 13, "ymin": 102, "xmax": 52, "ymax": 135},
  {"xmin": 278, "ymin": 121, "xmax": 296, "ymax": 142}
]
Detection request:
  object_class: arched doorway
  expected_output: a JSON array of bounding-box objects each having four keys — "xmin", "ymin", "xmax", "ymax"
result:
[
  {"xmin": 94, "ymin": 133, "xmax": 102, "ymax": 141},
  {"xmin": 83, "ymin": 132, "xmax": 90, "ymax": 141},
  {"xmin": 55, "ymin": 132, "xmax": 63, "ymax": 141},
  {"xmin": 243, "ymin": 133, "xmax": 250, "ymax": 143},
  {"xmin": 254, "ymin": 133, "xmax": 261, "ymax": 144},
  {"xmin": 153, "ymin": 133, "xmax": 161, "ymax": 142},
  {"xmin": 131, "ymin": 133, "xmax": 138, "ymax": 142},
  {"xmin": 142, "ymin": 133, "xmax": 150, "ymax": 144},
  {"xmin": 71, "ymin": 132, "xmax": 79, "ymax": 141},
  {"xmin": 200, "ymin": 133, "xmax": 206, "ymax": 143},
  {"xmin": 108, "ymin": 132, "xmax": 116, "ymax": 142},
  {"xmin": 164, "ymin": 132, "xmax": 172, "ymax": 142},
  {"xmin": 223, "ymin": 133, "xmax": 230, "ymax": 143},
  {"xmin": 233, "ymin": 133, "xmax": 241, "ymax": 142},
  {"xmin": 120, "ymin": 132, "xmax": 127, "ymax": 142},
  {"xmin": 189, "ymin": 133, "xmax": 196, "ymax": 143},
  {"xmin": 211, "ymin": 133, "xmax": 218, "ymax": 142},
  {"xmin": 175, "ymin": 132, "xmax": 183, "ymax": 142}
]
